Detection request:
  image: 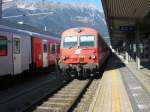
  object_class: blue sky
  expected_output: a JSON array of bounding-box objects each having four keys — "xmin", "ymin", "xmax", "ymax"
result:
[{"xmin": 36, "ymin": 0, "xmax": 103, "ymax": 12}]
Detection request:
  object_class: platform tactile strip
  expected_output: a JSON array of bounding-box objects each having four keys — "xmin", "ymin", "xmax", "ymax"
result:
[{"xmin": 120, "ymin": 67, "xmax": 150, "ymax": 112}]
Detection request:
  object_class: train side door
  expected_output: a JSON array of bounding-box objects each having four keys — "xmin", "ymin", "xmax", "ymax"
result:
[
  {"xmin": 42, "ymin": 40, "xmax": 48, "ymax": 67},
  {"xmin": 13, "ymin": 35, "xmax": 22, "ymax": 74},
  {"xmin": 49, "ymin": 43, "xmax": 55, "ymax": 63}
]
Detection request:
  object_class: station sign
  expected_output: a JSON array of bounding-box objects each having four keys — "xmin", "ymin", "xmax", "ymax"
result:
[{"xmin": 119, "ymin": 26, "xmax": 136, "ymax": 32}]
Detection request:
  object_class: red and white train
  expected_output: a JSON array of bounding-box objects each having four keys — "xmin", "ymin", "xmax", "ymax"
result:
[
  {"xmin": 59, "ymin": 27, "xmax": 110, "ymax": 77},
  {"xmin": 0, "ymin": 25, "xmax": 60, "ymax": 77}
]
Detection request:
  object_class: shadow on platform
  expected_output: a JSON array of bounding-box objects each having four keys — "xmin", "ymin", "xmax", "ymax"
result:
[
  {"xmin": 104, "ymin": 53, "xmax": 126, "ymax": 71},
  {"xmin": 141, "ymin": 62, "xmax": 150, "ymax": 70}
]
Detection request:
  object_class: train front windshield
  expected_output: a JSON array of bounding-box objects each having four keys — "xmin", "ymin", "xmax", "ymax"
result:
[
  {"xmin": 63, "ymin": 36, "xmax": 77, "ymax": 48},
  {"xmin": 79, "ymin": 35, "xmax": 95, "ymax": 47}
]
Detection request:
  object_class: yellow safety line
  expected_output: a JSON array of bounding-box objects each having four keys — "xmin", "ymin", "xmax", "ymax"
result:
[{"xmin": 112, "ymin": 70, "xmax": 120, "ymax": 112}]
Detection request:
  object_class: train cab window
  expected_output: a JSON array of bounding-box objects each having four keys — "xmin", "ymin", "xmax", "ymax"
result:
[
  {"xmin": 50, "ymin": 44, "xmax": 55, "ymax": 54},
  {"xmin": 0, "ymin": 36, "xmax": 7, "ymax": 56},
  {"xmin": 14, "ymin": 38, "xmax": 20, "ymax": 54},
  {"xmin": 80, "ymin": 35, "xmax": 95, "ymax": 47},
  {"xmin": 43, "ymin": 43, "xmax": 48, "ymax": 53},
  {"xmin": 63, "ymin": 36, "xmax": 77, "ymax": 48}
]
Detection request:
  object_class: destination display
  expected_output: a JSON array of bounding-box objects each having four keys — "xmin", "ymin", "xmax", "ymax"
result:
[{"xmin": 119, "ymin": 26, "xmax": 136, "ymax": 32}]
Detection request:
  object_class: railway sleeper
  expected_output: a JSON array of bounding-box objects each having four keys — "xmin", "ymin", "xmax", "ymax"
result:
[
  {"xmin": 35, "ymin": 106, "xmax": 62, "ymax": 112},
  {"xmin": 74, "ymin": 106, "xmax": 89, "ymax": 112},
  {"xmin": 48, "ymin": 98, "xmax": 73, "ymax": 102},
  {"xmin": 57, "ymin": 91, "xmax": 80, "ymax": 94},
  {"xmin": 57, "ymin": 92, "xmax": 79, "ymax": 96},
  {"xmin": 54, "ymin": 93, "xmax": 78, "ymax": 97},
  {"xmin": 52, "ymin": 96, "xmax": 76, "ymax": 99},
  {"xmin": 64, "ymin": 85, "xmax": 86, "ymax": 88},
  {"xmin": 37, "ymin": 104, "xmax": 70, "ymax": 112},
  {"xmin": 41, "ymin": 102, "xmax": 70, "ymax": 107},
  {"xmin": 43, "ymin": 101, "xmax": 71, "ymax": 106},
  {"xmin": 64, "ymin": 86, "xmax": 87, "ymax": 89},
  {"xmin": 37, "ymin": 104, "xmax": 67, "ymax": 110},
  {"xmin": 80, "ymin": 97, "xmax": 92, "ymax": 102}
]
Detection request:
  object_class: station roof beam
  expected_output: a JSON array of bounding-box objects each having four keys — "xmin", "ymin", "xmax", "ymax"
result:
[{"xmin": 101, "ymin": 0, "xmax": 150, "ymax": 46}]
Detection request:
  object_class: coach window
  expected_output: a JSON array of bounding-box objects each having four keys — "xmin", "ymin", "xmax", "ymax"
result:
[
  {"xmin": 14, "ymin": 38, "xmax": 20, "ymax": 54},
  {"xmin": 0, "ymin": 36, "xmax": 7, "ymax": 56},
  {"xmin": 80, "ymin": 35, "xmax": 95, "ymax": 47},
  {"xmin": 43, "ymin": 43, "xmax": 48, "ymax": 53},
  {"xmin": 50, "ymin": 44, "xmax": 55, "ymax": 54}
]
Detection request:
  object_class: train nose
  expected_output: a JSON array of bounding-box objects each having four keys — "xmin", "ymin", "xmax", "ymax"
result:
[{"xmin": 70, "ymin": 56, "xmax": 78, "ymax": 62}]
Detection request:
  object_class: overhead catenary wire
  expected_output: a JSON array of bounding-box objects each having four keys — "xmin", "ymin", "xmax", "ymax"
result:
[{"xmin": 3, "ymin": 11, "xmax": 54, "ymax": 18}]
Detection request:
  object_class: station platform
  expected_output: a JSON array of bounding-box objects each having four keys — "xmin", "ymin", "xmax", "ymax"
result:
[{"xmin": 90, "ymin": 55, "xmax": 150, "ymax": 112}]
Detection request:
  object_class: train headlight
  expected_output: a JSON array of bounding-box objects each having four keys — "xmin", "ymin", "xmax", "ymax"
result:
[
  {"xmin": 62, "ymin": 56, "xmax": 67, "ymax": 60},
  {"xmin": 91, "ymin": 55, "xmax": 96, "ymax": 60},
  {"xmin": 62, "ymin": 56, "xmax": 69, "ymax": 60}
]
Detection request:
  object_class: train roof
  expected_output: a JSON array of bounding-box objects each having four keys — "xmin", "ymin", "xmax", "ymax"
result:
[
  {"xmin": 0, "ymin": 19, "xmax": 60, "ymax": 40},
  {"xmin": 0, "ymin": 24, "xmax": 30, "ymax": 36},
  {"xmin": 62, "ymin": 27, "xmax": 98, "ymax": 36},
  {"xmin": 64, "ymin": 27, "xmax": 97, "ymax": 31}
]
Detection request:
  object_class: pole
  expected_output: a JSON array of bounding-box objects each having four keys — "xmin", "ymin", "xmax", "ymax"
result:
[
  {"xmin": 0, "ymin": 0, "xmax": 2, "ymax": 19},
  {"xmin": 136, "ymin": 23, "xmax": 141, "ymax": 70},
  {"xmin": 124, "ymin": 39, "xmax": 129, "ymax": 64},
  {"xmin": 44, "ymin": 26, "xmax": 47, "ymax": 31}
]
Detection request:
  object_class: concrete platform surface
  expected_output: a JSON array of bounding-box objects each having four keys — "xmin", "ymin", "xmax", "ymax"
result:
[
  {"xmin": 91, "ymin": 68, "xmax": 133, "ymax": 112},
  {"xmin": 127, "ymin": 62, "xmax": 150, "ymax": 94},
  {"xmin": 90, "ymin": 56, "xmax": 150, "ymax": 112}
]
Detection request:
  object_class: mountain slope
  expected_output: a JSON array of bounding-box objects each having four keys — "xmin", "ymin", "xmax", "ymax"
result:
[{"xmin": 3, "ymin": 2, "xmax": 108, "ymax": 37}]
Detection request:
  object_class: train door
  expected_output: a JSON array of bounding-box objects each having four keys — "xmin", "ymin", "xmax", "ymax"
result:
[
  {"xmin": 42, "ymin": 40, "xmax": 48, "ymax": 67},
  {"xmin": 49, "ymin": 43, "xmax": 56, "ymax": 64},
  {"xmin": 55, "ymin": 43, "xmax": 60, "ymax": 56},
  {"xmin": 13, "ymin": 35, "xmax": 22, "ymax": 74}
]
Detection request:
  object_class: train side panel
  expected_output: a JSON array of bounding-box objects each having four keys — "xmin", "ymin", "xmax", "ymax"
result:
[
  {"xmin": 32, "ymin": 37, "xmax": 43, "ymax": 68},
  {"xmin": 0, "ymin": 31, "xmax": 13, "ymax": 76},
  {"xmin": 98, "ymin": 34, "xmax": 110, "ymax": 67},
  {"xmin": 0, "ymin": 26, "xmax": 60, "ymax": 77}
]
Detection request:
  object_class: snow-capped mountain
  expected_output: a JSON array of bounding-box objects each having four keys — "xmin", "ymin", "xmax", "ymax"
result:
[{"xmin": 3, "ymin": 1, "xmax": 108, "ymax": 37}]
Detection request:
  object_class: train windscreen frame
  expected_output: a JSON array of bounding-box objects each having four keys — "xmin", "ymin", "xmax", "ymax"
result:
[
  {"xmin": 63, "ymin": 36, "xmax": 77, "ymax": 48},
  {"xmin": 79, "ymin": 35, "xmax": 95, "ymax": 47}
]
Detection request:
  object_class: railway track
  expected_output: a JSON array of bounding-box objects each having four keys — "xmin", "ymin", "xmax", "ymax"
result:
[
  {"xmin": 0, "ymin": 74, "xmax": 71, "ymax": 112},
  {"xmin": 30, "ymin": 79, "xmax": 92, "ymax": 112},
  {"xmin": 73, "ymin": 79, "xmax": 101, "ymax": 112},
  {"xmin": 0, "ymin": 73, "xmax": 101, "ymax": 112},
  {"xmin": 28, "ymin": 78, "xmax": 101, "ymax": 112}
]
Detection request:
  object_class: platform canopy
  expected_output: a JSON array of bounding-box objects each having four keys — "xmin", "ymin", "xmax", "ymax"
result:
[{"xmin": 101, "ymin": 0, "xmax": 150, "ymax": 47}]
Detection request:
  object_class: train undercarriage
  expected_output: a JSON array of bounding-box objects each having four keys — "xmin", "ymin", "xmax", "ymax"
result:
[{"xmin": 59, "ymin": 63, "xmax": 100, "ymax": 77}]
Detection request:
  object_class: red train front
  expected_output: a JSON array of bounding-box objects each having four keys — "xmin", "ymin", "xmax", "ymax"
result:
[{"xmin": 59, "ymin": 27, "xmax": 109, "ymax": 77}]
